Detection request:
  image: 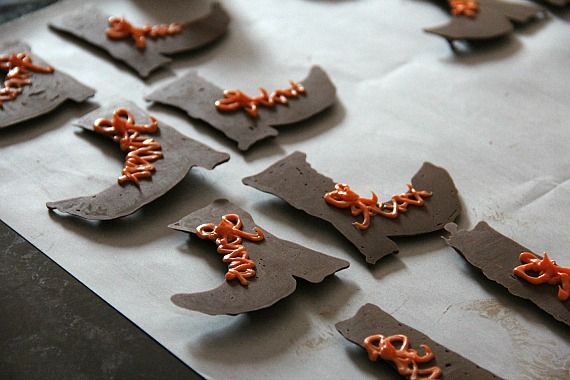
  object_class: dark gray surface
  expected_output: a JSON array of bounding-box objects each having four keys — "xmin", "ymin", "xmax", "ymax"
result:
[
  {"xmin": 0, "ymin": 219, "xmax": 202, "ymax": 380},
  {"xmin": 0, "ymin": 0, "xmax": 57, "ymax": 24}
]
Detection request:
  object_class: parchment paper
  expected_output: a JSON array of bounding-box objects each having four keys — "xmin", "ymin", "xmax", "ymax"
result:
[{"xmin": 0, "ymin": 1, "xmax": 569, "ymax": 379}]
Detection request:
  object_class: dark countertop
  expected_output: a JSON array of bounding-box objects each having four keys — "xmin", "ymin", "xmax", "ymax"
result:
[
  {"xmin": 0, "ymin": 0, "xmax": 57, "ymax": 24},
  {"xmin": 0, "ymin": 220, "xmax": 201, "ymax": 380}
]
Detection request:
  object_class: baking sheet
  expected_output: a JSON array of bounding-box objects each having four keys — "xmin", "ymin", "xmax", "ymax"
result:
[{"xmin": 1, "ymin": 0, "xmax": 569, "ymax": 379}]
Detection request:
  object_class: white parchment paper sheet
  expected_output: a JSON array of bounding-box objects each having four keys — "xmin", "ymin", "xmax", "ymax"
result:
[{"xmin": 1, "ymin": 0, "xmax": 569, "ymax": 378}]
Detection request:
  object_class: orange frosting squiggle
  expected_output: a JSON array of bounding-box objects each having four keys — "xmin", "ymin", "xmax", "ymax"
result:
[
  {"xmin": 513, "ymin": 251, "xmax": 570, "ymax": 301},
  {"xmin": 0, "ymin": 52, "xmax": 54, "ymax": 108},
  {"xmin": 449, "ymin": 0, "xmax": 479, "ymax": 17},
  {"xmin": 364, "ymin": 334, "xmax": 441, "ymax": 380},
  {"xmin": 323, "ymin": 183, "xmax": 432, "ymax": 230},
  {"xmin": 196, "ymin": 214, "xmax": 264, "ymax": 286},
  {"xmin": 93, "ymin": 108, "xmax": 163, "ymax": 186},
  {"xmin": 215, "ymin": 81, "xmax": 305, "ymax": 118},
  {"xmin": 106, "ymin": 16, "xmax": 182, "ymax": 49}
]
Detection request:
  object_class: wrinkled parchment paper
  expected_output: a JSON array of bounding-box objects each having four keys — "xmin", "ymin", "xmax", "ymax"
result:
[{"xmin": 0, "ymin": 1, "xmax": 569, "ymax": 378}]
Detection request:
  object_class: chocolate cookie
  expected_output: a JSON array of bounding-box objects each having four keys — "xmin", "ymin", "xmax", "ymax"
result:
[
  {"xmin": 425, "ymin": 0, "xmax": 545, "ymax": 42},
  {"xmin": 49, "ymin": 3, "xmax": 229, "ymax": 77},
  {"xmin": 243, "ymin": 152, "xmax": 460, "ymax": 264},
  {"xmin": 0, "ymin": 41, "xmax": 94, "ymax": 129},
  {"xmin": 169, "ymin": 199, "xmax": 349, "ymax": 315},
  {"xmin": 46, "ymin": 102, "xmax": 230, "ymax": 220},
  {"xmin": 445, "ymin": 222, "xmax": 570, "ymax": 327},
  {"xmin": 145, "ymin": 66, "xmax": 336, "ymax": 150},
  {"xmin": 336, "ymin": 303, "xmax": 500, "ymax": 379}
]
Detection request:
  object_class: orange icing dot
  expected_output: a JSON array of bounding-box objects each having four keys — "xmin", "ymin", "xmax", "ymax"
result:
[
  {"xmin": 449, "ymin": 0, "xmax": 479, "ymax": 17},
  {"xmin": 0, "ymin": 52, "xmax": 54, "ymax": 108},
  {"xmin": 215, "ymin": 81, "xmax": 305, "ymax": 118},
  {"xmin": 93, "ymin": 108, "xmax": 163, "ymax": 186},
  {"xmin": 106, "ymin": 16, "xmax": 182, "ymax": 49},
  {"xmin": 513, "ymin": 251, "xmax": 570, "ymax": 301},
  {"xmin": 323, "ymin": 183, "xmax": 432, "ymax": 230},
  {"xmin": 364, "ymin": 334, "xmax": 442, "ymax": 380},
  {"xmin": 196, "ymin": 214, "xmax": 264, "ymax": 286}
]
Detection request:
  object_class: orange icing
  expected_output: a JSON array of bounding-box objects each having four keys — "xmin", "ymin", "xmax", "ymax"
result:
[
  {"xmin": 215, "ymin": 81, "xmax": 305, "ymax": 118},
  {"xmin": 364, "ymin": 334, "xmax": 441, "ymax": 380},
  {"xmin": 513, "ymin": 251, "xmax": 570, "ymax": 301},
  {"xmin": 0, "ymin": 52, "xmax": 54, "ymax": 108},
  {"xmin": 93, "ymin": 108, "xmax": 163, "ymax": 186},
  {"xmin": 323, "ymin": 183, "xmax": 432, "ymax": 230},
  {"xmin": 196, "ymin": 214, "xmax": 264, "ymax": 286},
  {"xmin": 106, "ymin": 16, "xmax": 182, "ymax": 49},
  {"xmin": 449, "ymin": 0, "xmax": 479, "ymax": 17}
]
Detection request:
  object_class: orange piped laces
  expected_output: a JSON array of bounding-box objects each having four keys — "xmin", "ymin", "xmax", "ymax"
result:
[
  {"xmin": 106, "ymin": 16, "xmax": 182, "ymax": 49},
  {"xmin": 215, "ymin": 81, "xmax": 305, "ymax": 118},
  {"xmin": 364, "ymin": 334, "xmax": 442, "ymax": 380},
  {"xmin": 513, "ymin": 252, "xmax": 570, "ymax": 301},
  {"xmin": 0, "ymin": 52, "xmax": 54, "ymax": 108},
  {"xmin": 93, "ymin": 108, "xmax": 163, "ymax": 186},
  {"xmin": 196, "ymin": 214, "xmax": 265, "ymax": 286},
  {"xmin": 323, "ymin": 183, "xmax": 432, "ymax": 230},
  {"xmin": 449, "ymin": 0, "xmax": 479, "ymax": 17}
]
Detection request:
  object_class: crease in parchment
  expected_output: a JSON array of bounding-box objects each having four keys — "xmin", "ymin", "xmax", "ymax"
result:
[{"xmin": 501, "ymin": 177, "xmax": 570, "ymax": 213}]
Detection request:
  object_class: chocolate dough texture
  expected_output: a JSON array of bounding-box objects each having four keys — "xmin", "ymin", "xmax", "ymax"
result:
[
  {"xmin": 336, "ymin": 303, "xmax": 500, "ymax": 379},
  {"xmin": 49, "ymin": 3, "xmax": 229, "ymax": 77},
  {"xmin": 169, "ymin": 199, "xmax": 349, "ymax": 315},
  {"xmin": 0, "ymin": 41, "xmax": 94, "ymax": 129},
  {"xmin": 243, "ymin": 152, "xmax": 460, "ymax": 264},
  {"xmin": 425, "ymin": 0, "xmax": 545, "ymax": 42},
  {"xmin": 145, "ymin": 66, "xmax": 336, "ymax": 151},
  {"xmin": 445, "ymin": 222, "xmax": 570, "ymax": 327},
  {"xmin": 46, "ymin": 102, "xmax": 230, "ymax": 220}
]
